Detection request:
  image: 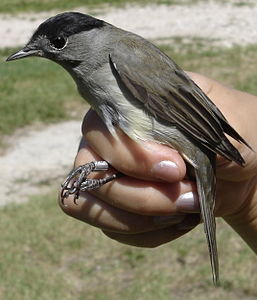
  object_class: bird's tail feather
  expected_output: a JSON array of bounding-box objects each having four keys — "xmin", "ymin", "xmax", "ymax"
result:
[{"xmin": 194, "ymin": 151, "xmax": 219, "ymax": 285}]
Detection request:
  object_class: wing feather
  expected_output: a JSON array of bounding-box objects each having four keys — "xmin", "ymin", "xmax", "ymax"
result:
[{"xmin": 109, "ymin": 37, "xmax": 247, "ymax": 165}]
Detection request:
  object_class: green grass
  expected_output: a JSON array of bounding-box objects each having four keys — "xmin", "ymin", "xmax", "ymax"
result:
[
  {"xmin": 0, "ymin": 48, "xmax": 85, "ymax": 137},
  {"xmin": 0, "ymin": 0, "xmax": 252, "ymax": 14},
  {"xmin": 0, "ymin": 0, "xmax": 197, "ymax": 14},
  {"xmin": 0, "ymin": 191, "xmax": 256, "ymax": 300}
]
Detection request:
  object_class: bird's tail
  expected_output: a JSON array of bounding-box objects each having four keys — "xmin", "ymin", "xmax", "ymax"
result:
[{"xmin": 194, "ymin": 151, "xmax": 219, "ymax": 286}]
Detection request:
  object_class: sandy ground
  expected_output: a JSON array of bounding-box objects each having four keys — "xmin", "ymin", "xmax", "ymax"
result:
[
  {"xmin": 0, "ymin": 121, "xmax": 81, "ymax": 205},
  {"xmin": 1, "ymin": 1, "xmax": 257, "ymax": 205}
]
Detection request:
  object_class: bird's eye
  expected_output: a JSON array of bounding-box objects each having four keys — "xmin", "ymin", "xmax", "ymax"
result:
[{"xmin": 50, "ymin": 36, "xmax": 67, "ymax": 50}]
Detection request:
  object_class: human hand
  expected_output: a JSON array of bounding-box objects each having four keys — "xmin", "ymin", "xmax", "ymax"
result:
[{"xmin": 59, "ymin": 73, "xmax": 257, "ymax": 250}]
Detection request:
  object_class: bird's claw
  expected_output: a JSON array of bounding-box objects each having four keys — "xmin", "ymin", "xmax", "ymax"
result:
[{"xmin": 60, "ymin": 160, "xmax": 123, "ymax": 204}]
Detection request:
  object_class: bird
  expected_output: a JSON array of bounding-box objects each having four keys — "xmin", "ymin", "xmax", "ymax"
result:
[{"xmin": 6, "ymin": 12, "xmax": 250, "ymax": 285}]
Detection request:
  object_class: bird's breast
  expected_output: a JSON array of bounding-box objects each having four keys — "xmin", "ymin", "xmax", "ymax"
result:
[{"xmin": 75, "ymin": 63, "xmax": 188, "ymax": 156}]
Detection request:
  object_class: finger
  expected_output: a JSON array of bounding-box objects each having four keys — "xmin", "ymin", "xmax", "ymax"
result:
[
  {"xmin": 102, "ymin": 214, "xmax": 200, "ymax": 247},
  {"xmin": 82, "ymin": 110, "xmax": 187, "ymax": 183},
  {"xmin": 74, "ymin": 142, "xmax": 199, "ymax": 215},
  {"xmin": 90, "ymin": 177, "xmax": 198, "ymax": 215},
  {"xmin": 59, "ymin": 191, "xmax": 187, "ymax": 233}
]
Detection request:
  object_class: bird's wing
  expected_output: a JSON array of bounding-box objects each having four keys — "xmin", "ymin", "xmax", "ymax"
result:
[{"xmin": 109, "ymin": 37, "xmax": 247, "ymax": 165}]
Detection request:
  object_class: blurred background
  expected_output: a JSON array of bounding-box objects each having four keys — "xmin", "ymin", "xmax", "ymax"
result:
[{"xmin": 0, "ymin": 1, "xmax": 256, "ymax": 299}]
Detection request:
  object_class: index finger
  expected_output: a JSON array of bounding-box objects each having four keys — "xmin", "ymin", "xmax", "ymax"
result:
[{"xmin": 82, "ymin": 109, "xmax": 187, "ymax": 183}]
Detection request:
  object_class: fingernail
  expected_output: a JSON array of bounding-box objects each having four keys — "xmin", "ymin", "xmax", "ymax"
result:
[
  {"xmin": 154, "ymin": 215, "xmax": 186, "ymax": 227},
  {"xmin": 151, "ymin": 160, "xmax": 180, "ymax": 181},
  {"xmin": 176, "ymin": 192, "xmax": 200, "ymax": 212}
]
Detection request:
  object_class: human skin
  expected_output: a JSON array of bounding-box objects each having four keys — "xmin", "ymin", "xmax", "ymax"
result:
[{"xmin": 59, "ymin": 72, "xmax": 257, "ymax": 252}]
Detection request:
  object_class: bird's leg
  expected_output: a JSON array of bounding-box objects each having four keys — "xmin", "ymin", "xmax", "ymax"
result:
[{"xmin": 61, "ymin": 161, "xmax": 123, "ymax": 204}]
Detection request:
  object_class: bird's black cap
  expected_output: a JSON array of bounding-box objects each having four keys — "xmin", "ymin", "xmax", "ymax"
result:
[{"xmin": 31, "ymin": 12, "xmax": 105, "ymax": 40}]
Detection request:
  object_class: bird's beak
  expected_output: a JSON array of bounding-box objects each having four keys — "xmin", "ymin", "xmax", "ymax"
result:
[{"xmin": 6, "ymin": 48, "xmax": 41, "ymax": 62}]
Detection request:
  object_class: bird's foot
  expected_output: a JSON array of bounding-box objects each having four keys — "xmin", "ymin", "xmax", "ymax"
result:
[{"xmin": 60, "ymin": 160, "xmax": 123, "ymax": 204}]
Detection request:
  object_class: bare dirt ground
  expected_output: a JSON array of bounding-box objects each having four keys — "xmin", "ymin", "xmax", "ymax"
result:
[{"xmin": 1, "ymin": 1, "xmax": 257, "ymax": 205}]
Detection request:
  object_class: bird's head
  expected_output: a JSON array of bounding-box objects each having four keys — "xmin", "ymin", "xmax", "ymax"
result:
[{"xmin": 6, "ymin": 12, "xmax": 105, "ymax": 68}]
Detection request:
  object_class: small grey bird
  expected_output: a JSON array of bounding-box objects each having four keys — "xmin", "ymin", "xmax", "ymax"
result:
[{"xmin": 7, "ymin": 12, "xmax": 250, "ymax": 285}]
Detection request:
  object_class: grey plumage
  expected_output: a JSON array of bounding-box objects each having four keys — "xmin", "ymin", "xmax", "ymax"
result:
[{"xmin": 6, "ymin": 12, "xmax": 250, "ymax": 285}]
